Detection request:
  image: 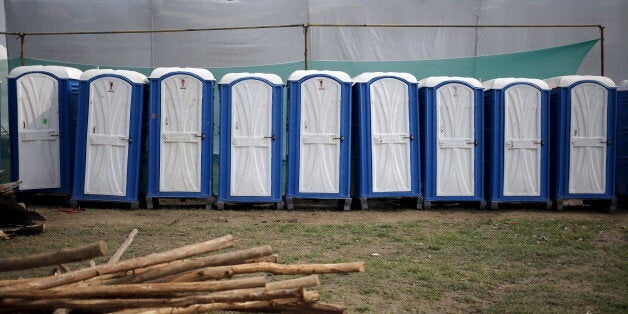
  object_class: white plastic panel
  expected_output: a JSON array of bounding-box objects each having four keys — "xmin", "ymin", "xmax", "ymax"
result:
[
  {"xmin": 370, "ymin": 78, "xmax": 411, "ymax": 192},
  {"xmin": 569, "ymin": 83, "xmax": 607, "ymax": 194},
  {"xmin": 299, "ymin": 76, "xmax": 341, "ymax": 193},
  {"xmin": 230, "ymin": 79, "xmax": 273, "ymax": 196},
  {"xmin": 503, "ymin": 84, "xmax": 542, "ymax": 196},
  {"xmin": 435, "ymin": 83, "xmax": 475, "ymax": 196},
  {"xmin": 159, "ymin": 74, "xmax": 203, "ymax": 192},
  {"xmin": 16, "ymin": 73, "xmax": 61, "ymax": 190},
  {"xmin": 84, "ymin": 77, "xmax": 132, "ymax": 196}
]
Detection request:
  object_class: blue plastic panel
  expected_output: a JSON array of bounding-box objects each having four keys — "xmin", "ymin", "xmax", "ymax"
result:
[
  {"xmin": 352, "ymin": 76, "xmax": 420, "ymax": 198},
  {"xmin": 8, "ymin": 72, "xmax": 80, "ymax": 195},
  {"xmin": 71, "ymin": 75, "xmax": 147, "ymax": 203},
  {"xmin": 549, "ymin": 82, "xmax": 617, "ymax": 200},
  {"xmin": 286, "ymin": 74, "xmax": 352, "ymax": 199},
  {"xmin": 484, "ymin": 83, "xmax": 550, "ymax": 203},
  {"xmin": 420, "ymin": 81, "xmax": 484, "ymax": 202},
  {"xmin": 146, "ymin": 72, "xmax": 214, "ymax": 199},
  {"xmin": 217, "ymin": 77, "xmax": 283, "ymax": 203}
]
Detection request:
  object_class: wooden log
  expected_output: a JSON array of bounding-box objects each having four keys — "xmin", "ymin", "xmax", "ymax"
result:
[
  {"xmin": 165, "ymin": 261, "xmax": 364, "ymax": 282},
  {"xmin": 0, "ymin": 278, "xmax": 33, "ymax": 287},
  {"xmin": 245, "ymin": 254, "xmax": 278, "ymax": 263},
  {"xmin": 302, "ymin": 290, "xmax": 320, "ymax": 303},
  {"xmin": 0, "ymin": 241, "xmax": 108, "ymax": 272},
  {"xmin": 106, "ymin": 245, "xmax": 272, "ymax": 285},
  {"xmin": 0, "ymin": 181, "xmax": 20, "ymax": 193},
  {"xmin": 125, "ymin": 276, "xmax": 321, "ymax": 314},
  {"xmin": 268, "ymin": 302, "xmax": 348, "ymax": 313},
  {"xmin": 128, "ymin": 253, "xmax": 276, "ymax": 284},
  {"xmin": 108, "ymin": 229, "xmax": 138, "ymax": 264},
  {"xmin": 265, "ymin": 275, "xmax": 320, "ymax": 290},
  {"xmin": 80, "ymin": 259, "xmax": 185, "ymax": 286},
  {"xmin": 134, "ymin": 298, "xmax": 306, "ymax": 314},
  {"xmin": 0, "ymin": 288, "xmax": 303, "ymax": 310},
  {"xmin": 0, "ymin": 276, "xmax": 267, "ymax": 299},
  {"xmin": 0, "ymin": 235, "xmax": 235, "ymax": 291}
]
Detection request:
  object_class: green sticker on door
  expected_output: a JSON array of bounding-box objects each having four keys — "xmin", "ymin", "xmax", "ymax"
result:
[{"xmin": 43, "ymin": 118, "xmax": 48, "ymax": 124}]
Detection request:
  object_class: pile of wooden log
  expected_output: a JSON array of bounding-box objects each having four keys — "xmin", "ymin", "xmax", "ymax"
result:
[
  {"xmin": 0, "ymin": 234, "xmax": 364, "ymax": 313},
  {"xmin": 0, "ymin": 181, "xmax": 46, "ymax": 238}
]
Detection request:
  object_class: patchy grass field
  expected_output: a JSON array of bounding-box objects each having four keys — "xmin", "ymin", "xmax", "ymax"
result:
[{"xmin": 0, "ymin": 207, "xmax": 626, "ymax": 312}]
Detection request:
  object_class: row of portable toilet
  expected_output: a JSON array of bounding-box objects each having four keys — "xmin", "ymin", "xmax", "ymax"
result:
[{"xmin": 7, "ymin": 65, "xmax": 620, "ymax": 211}]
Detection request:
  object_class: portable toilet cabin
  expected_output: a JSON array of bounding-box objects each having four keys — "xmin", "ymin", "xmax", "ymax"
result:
[
  {"xmin": 352, "ymin": 72, "xmax": 421, "ymax": 209},
  {"xmin": 145, "ymin": 68, "xmax": 215, "ymax": 209},
  {"xmin": 546, "ymin": 75, "xmax": 617, "ymax": 211},
  {"xmin": 419, "ymin": 76, "xmax": 485, "ymax": 210},
  {"xmin": 286, "ymin": 70, "xmax": 353, "ymax": 210},
  {"xmin": 483, "ymin": 78, "xmax": 551, "ymax": 210},
  {"xmin": 216, "ymin": 73, "xmax": 283, "ymax": 210},
  {"xmin": 617, "ymin": 80, "xmax": 628, "ymax": 201},
  {"xmin": 8, "ymin": 65, "xmax": 82, "ymax": 195},
  {"xmin": 71, "ymin": 69, "xmax": 148, "ymax": 209}
]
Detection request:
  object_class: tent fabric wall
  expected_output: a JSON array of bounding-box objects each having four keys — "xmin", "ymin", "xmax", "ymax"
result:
[{"xmin": 1, "ymin": 0, "xmax": 626, "ymax": 83}]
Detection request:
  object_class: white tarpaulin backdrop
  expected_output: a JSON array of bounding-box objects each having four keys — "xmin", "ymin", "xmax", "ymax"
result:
[{"xmin": 0, "ymin": 0, "xmax": 626, "ymax": 82}]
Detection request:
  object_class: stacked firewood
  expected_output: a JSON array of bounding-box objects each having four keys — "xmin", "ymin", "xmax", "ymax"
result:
[
  {"xmin": 0, "ymin": 181, "xmax": 46, "ymax": 238},
  {"xmin": 0, "ymin": 234, "xmax": 364, "ymax": 313}
]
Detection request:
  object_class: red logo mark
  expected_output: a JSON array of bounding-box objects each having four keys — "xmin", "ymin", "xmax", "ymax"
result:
[
  {"xmin": 180, "ymin": 78, "xmax": 187, "ymax": 89},
  {"xmin": 318, "ymin": 79, "xmax": 325, "ymax": 90},
  {"xmin": 107, "ymin": 81, "xmax": 114, "ymax": 92}
]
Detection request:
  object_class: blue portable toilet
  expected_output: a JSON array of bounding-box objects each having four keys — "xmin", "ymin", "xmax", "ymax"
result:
[
  {"xmin": 617, "ymin": 80, "xmax": 628, "ymax": 201},
  {"xmin": 483, "ymin": 78, "xmax": 551, "ymax": 210},
  {"xmin": 419, "ymin": 76, "xmax": 485, "ymax": 210},
  {"xmin": 352, "ymin": 72, "xmax": 421, "ymax": 209},
  {"xmin": 286, "ymin": 70, "xmax": 353, "ymax": 210},
  {"xmin": 71, "ymin": 69, "xmax": 148, "ymax": 209},
  {"xmin": 146, "ymin": 68, "xmax": 215, "ymax": 209},
  {"xmin": 8, "ymin": 65, "xmax": 82, "ymax": 195},
  {"xmin": 546, "ymin": 75, "xmax": 617, "ymax": 211},
  {"xmin": 216, "ymin": 73, "xmax": 283, "ymax": 210}
]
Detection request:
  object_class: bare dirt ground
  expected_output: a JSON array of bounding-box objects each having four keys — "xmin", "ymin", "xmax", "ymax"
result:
[
  {"xmin": 1, "ymin": 205, "xmax": 626, "ymax": 312},
  {"xmin": 41, "ymin": 206, "xmax": 625, "ymax": 228}
]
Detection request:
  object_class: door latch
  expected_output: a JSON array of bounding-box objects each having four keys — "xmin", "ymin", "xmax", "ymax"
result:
[
  {"xmin": 402, "ymin": 135, "xmax": 414, "ymax": 141},
  {"xmin": 263, "ymin": 135, "xmax": 276, "ymax": 141},
  {"xmin": 120, "ymin": 137, "xmax": 133, "ymax": 144},
  {"xmin": 600, "ymin": 139, "xmax": 610, "ymax": 145},
  {"xmin": 332, "ymin": 135, "xmax": 345, "ymax": 142},
  {"xmin": 466, "ymin": 139, "xmax": 478, "ymax": 146},
  {"xmin": 533, "ymin": 139, "xmax": 544, "ymax": 146},
  {"xmin": 50, "ymin": 133, "xmax": 62, "ymax": 139},
  {"xmin": 194, "ymin": 133, "xmax": 206, "ymax": 139}
]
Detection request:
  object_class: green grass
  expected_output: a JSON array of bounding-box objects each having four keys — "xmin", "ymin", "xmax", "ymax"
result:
[{"xmin": 0, "ymin": 208, "xmax": 626, "ymax": 312}]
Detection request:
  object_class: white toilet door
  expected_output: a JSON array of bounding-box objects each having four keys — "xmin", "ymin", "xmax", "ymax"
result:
[
  {"xmin": 435, "ymin": 83, "xmax": 475, "ymax": 196},
  {"xmin": 230, "ymin": 79, "xmax": 273, "ymax": 196},
  {"xmin": 159, "ymin": 74, "xmax": 203, "ymax": 192},
  {"xmin": 503, "ymin": 84, "xmax": 542, "ymax": 196},
  {"xmin": 568, "ymin": 83, "xmax": 607, "ymax": 194},
  {"xmin": 298, "ymin": 77, "xmax": 342, "ymax": 193},
  {"xmin": 16, "ymin": 73, "xmax": 61, "ymax": 190},
  {"xmin": 84, "ymin": 77, "xmax": 132, "ymax": 196},
  {"xmin": 369, "ymin": 78, "xmax": 412, "ymax": 192}
]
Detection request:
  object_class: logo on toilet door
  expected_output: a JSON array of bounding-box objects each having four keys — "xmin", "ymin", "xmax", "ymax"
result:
[
  {"xmin": 180, "ymin": 78, "xmax": 186, "ymax": 90},
  {"xmin": 108, "ymin": 81, "xmax": 115, "ymax": 93},
  {"xmin": 318, "ymin": 79, "xmax": 325, "ymax": 90}
]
